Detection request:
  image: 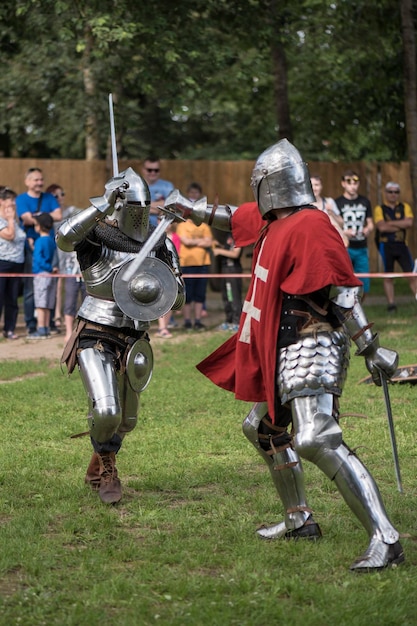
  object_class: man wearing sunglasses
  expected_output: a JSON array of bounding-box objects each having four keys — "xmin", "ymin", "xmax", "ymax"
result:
[
  {"xmin": 335, "ymin": 170, "xmax": 373, "ymax": 297},
  {"xmin": 16, "ymin": 167, "xmax": 62, "ymax": 336},
  {"xmin": 374, "ymin": 182, "xmax": 417, "ymax": 312},
  {"xmin": 141, "ymin": 156, "xmax": 174, "ymax": 227}
]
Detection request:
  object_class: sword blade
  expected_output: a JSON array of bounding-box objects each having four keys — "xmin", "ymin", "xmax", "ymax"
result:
[
  {"xmin": 109, "ymin": 93, "xmax": 119, "ymax": 177},
  {"xmin": 380, "ymin": 372, "xmax": 403, "ymax": 493}
]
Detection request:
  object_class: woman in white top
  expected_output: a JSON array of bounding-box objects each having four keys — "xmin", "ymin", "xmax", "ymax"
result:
[
  {"xmin": 310, "ymin": 175, "xmax": 348, "ymax": 247},
  {"xmin": 0, "ymin": 187, "xmax": 27, "ymax": 339}
]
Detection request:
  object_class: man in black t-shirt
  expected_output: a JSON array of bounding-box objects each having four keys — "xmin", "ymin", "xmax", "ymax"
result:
[{"xmin": 335, "ymin": 170, "xmax": 374, "ymax": 295}]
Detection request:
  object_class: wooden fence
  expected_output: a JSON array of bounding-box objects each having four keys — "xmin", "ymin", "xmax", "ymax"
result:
[{"xmin": 0, "ymin": 157, "xmax": 414, "ymax": 272}]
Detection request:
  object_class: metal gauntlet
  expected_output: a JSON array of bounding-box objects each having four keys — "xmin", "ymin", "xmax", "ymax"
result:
[
  {"xmin": 56, "ymin": 177, "xmax": 128, "ymax": 252},
  {"xmin": 330, "ymin": 286, "xmax": 398, "ymax": 385},
  {"xmin": 164, "ymin": 189, "xmax": 236, "ymax": 231}
]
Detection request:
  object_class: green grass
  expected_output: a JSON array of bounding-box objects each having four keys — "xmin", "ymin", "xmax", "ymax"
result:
[{"xmin": 0, "ymin": 300, "xmax": 416, "ymax": 625}]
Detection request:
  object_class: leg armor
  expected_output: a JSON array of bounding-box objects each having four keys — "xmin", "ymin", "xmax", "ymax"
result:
[
  {"xmin": 242, "ymin": 402, "xmax": 318, "ymax": 538},
  {"xmin": 78, "ymin": 347, "xmax": 122, "ymax": 443},
  {"xmin": 116, "ymin": 370, "xmax": 139, "ymax": 439},
  {"xmin": 291, "ymin": 395, "xmax": 403, "ymax": 570}
]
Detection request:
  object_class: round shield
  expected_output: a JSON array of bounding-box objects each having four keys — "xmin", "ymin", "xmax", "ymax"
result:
[
  {"xmin": 126, "ymin": 339, "xmax": 154, "ymax": 392},
  {"xmin": 113, "ymin": 257, "xmax": 177, "ymax": 321}
]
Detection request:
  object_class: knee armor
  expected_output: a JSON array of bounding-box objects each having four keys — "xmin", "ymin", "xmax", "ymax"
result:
[
  {"xmin": 243, "ymin": 403, "xmax": 311, "ymax": 530},
  {"xmin": 78, "ymin": 348, "xmax": 122, "ymax": 443}
]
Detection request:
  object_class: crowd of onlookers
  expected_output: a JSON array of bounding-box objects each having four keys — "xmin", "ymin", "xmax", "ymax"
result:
[
  {"xmin": 0, "ymin": 160, "xmax": 241, "ymax": 344},
  {"xmin": 0, "ymin": 168, "xmax": 84, "ymax": 341},
  {"xmin": 0, "ymin": 163, "xmax": 414, "ymax": 344}
]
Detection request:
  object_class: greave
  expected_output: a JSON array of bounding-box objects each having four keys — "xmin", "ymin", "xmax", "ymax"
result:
[
  {"xmin": 242, "ymin": 403, "xmax": 310, "ymax": 530},
  {"xmin": 331, "ymin": 444, "xmax": 399, "ymax": 544},
  {"xmin": 291, "ymin": 395, "xmax": 399, "ymax": 545}
]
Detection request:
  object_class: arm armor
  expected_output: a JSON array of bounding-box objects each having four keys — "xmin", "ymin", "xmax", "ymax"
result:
[
  {"xmin": 164, "ymin": 189, "xmax": 237, "ymax": 231},
  {"xmin": 329, "ymin": 286, "xmax": 373, "ymax": 354},
  {"xmin": 56, "ymin": 204, "xmax": 112, "ymax": 252},
  {"xmin": 56, "ymin": 182, "xmax": 127, "ymax": 252},
  {"xmin": 329, "ymin": 285, "xmax": 398, "ymax": 383}
]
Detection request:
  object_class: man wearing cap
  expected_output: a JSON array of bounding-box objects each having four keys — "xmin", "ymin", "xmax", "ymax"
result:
[
  {"xmin": 335, "ymin": 170, "xmax": 374, "ymax": 296},
  {"xmin": 374, "ymin": 182, "xmax": 417, "ymax": 312}
]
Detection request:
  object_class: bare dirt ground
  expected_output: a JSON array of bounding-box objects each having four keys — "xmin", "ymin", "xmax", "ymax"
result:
[
  {"xmin": 0, "ymin": 322, "xmax": 66, "ymax": 362},
  {"xmin": 0, "ymin": 296, "xmax": 226, "ymax": 362}
]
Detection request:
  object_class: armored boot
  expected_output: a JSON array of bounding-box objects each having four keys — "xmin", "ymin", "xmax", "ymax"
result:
[
  {"xmin": 84, "ymin": 452, "xmax": 101, "ymax": 491},
  {"xmin": 243, "ymin": 403, "xmax": 321, "ymax": 541},
  {"xmin": 97, "ymin": 452, "xmax": 122, "ymax": 504},
  {"xmin": 332, "ymin": 447, "xmax": 404, "ymax": 572}
]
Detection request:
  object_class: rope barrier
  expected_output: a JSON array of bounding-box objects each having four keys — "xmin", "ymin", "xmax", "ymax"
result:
[{"xmin": 0, "ymin": 272, "xmax": 416, "ymax": 279}]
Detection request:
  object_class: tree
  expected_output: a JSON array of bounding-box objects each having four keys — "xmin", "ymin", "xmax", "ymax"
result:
[
  {"xmin": 400, "ymin": 0, "xmax": 417, "ymax": 217},
  {"xmin": 0, "ymin": 0, "xmax": 414, "ymax": 165}
]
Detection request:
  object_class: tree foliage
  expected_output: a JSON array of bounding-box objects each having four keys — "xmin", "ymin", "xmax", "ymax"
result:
[{"xmin": 0, "ymin": 0, "xmax": 414, "ymax": 162}]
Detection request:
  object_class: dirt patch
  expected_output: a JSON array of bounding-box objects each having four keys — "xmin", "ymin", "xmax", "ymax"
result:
[
  {"xmin": 0, "ymin": 327, "xmax": 65, "ymax": 362},
  {"xmin": 0, "ymin": 303, "xmax": 226, "ymax": 362}
]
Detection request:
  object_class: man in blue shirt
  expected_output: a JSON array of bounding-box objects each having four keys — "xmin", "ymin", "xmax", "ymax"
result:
[
  {"xmin": 16, "ymin": 167, "xmax": 61, "ymax": 335},
  {"xmin": 141, "ymin": 156, "xmax": 174, "ymax": 227}
]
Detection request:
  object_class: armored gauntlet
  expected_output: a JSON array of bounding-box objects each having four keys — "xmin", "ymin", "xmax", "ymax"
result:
[
  {"xmin": 56, "ymin": 177, "xmax": 129, "ymax": 252},
  {"xmin": 164, "ymin": 189, "xmax": 236, "ymax": 231}
]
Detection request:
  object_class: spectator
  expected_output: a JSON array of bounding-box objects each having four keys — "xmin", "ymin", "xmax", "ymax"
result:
[
  {"xmin": 0, "ymin": 188, "xmax": 26, "ymax": 339},
  {"xmin": 28, "ymin": 213, "xmax": 58, "ymax": 339},
  {"xmin": 16, "ymin": 168, "xmax": 62, "ymax": 336},
  {"xmin": 46, "ymin": 184, "xmax": 86, "ymax": 342},
  {"xmin": 46, "ymin": 183, "xmax": 80, "ymax": 334},
  {"xmin": 187, "ymin": 182, "xmax": 208, "ymax": 318},
  {"xmin": 212, "ymin": 230, "xmax": 242, "ymax": 332},
  {"xmin": 374, "ymin": 181, "xmax": 417, "ymax": 312},
  {"xmin": 187, "ymin": 182, "xmax": 203, "ymax": 202},
  {"xmin": 141, "ymin": 156, "xmax": 174, "ymax": 227},
  {"xmin": 310, "ymin": 175, "xmax": 348, "ymax": 247},
  {"xmin": 177, "ymin": 183, "xmax": 213, "ymax": 331},
  {"xmin": 335, "ymin": 170, "xmax": 373, "ymax": 296},
  {"xmin": 156, "ymin": 221, "xmax": 181, "ymax": 338}
]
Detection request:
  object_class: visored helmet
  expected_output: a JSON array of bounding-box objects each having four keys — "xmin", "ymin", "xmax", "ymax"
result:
[
  {"xmin": 251, "ymin": 139, "xmax": 315, "ymax": 217},
  {"xmin": 116, "ymin": 167, "xmax": 151, "ymax": 242}
]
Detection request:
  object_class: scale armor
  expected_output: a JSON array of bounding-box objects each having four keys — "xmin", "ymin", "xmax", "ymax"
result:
[{"xmin": 278, "ymin": 330, "xmax": 350, "ymax": 404}]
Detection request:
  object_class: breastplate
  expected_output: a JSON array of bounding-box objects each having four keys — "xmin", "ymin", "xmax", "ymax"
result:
[{"xmin": 82, "ymin": 246, "xmax": 136, "ymax": 299}]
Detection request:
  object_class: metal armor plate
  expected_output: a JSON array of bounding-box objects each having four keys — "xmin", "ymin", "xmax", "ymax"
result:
[
  {"xmin": 126, "ymin": 339, "xmax": 154, "ymax": 392},
  {"xmin": 278, "ymin": 330, "xmax": 350, "ymax": 403},
  {"xmin": 113, "ymin": 257, "xmax": 177, "ymax": 321}
]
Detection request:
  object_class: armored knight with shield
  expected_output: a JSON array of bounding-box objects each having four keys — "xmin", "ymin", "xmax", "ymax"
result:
[
  {"xmin": 57, "ymin": 167, "xmax": 184, "ymax": 504},
  {"xmin": 164, "ymin": 139, "xmax": 404, "ymax": 572}
]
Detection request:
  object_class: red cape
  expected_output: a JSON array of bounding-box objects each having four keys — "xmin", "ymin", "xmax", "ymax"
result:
[
  {"xmin": 231, "ymin": 202, "xmax": 265, "ymax": 246},
  {"xmin": 197, "ymin": 206, "xmax": 362, "ymax": 421}
]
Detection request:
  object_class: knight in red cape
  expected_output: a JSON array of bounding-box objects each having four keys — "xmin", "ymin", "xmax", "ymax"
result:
[{"xmin": 164, "ymin": 139, "xmax": 404, "ymax": 573}]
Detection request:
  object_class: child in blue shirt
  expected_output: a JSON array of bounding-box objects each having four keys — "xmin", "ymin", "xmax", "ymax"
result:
[{"xmin": 29, "ymin": 213, "xmax": 58, "ymax": 339}]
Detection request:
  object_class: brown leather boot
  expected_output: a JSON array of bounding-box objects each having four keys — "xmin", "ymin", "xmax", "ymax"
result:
[
  {"xmin": 97, "ymin": 452, "xmax": 122, "ymax": 504},
  {"xmin": 84, "ymin": 452, "xmax": 101, "ymax": 491}
]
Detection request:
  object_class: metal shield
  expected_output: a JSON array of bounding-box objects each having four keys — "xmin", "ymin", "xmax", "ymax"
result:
[
  {"xmin": 113, "ymin": 256, "xmax": 177, "ymax": 321},
  {"xmin": 126, "ymin": 339, "xmax": 154, "ymax": 392}
]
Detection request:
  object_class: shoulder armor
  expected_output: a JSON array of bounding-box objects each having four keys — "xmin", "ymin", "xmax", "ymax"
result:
[{"xmin": 329, "ymin": 285, "xmax": 363, "ymax": 309}]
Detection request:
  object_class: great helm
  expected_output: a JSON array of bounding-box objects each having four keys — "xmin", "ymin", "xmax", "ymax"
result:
[
  {"xmin": 250, "ymin": 139, "xmax": 315, "ymax": 217},
  {"xmin": 115, "ymin": 167, "xmax": 151, "ymax": 242}
]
